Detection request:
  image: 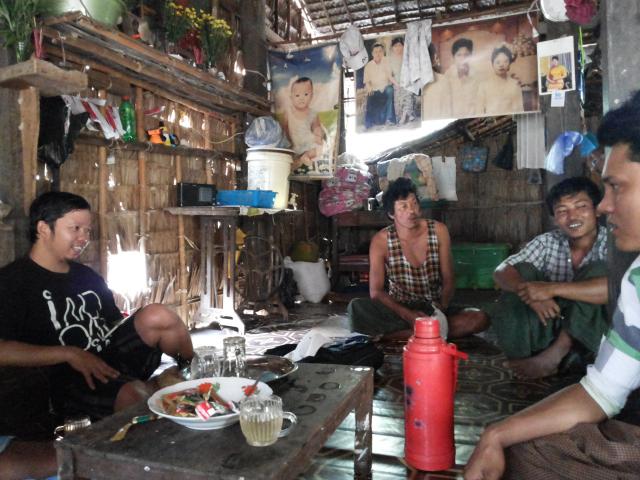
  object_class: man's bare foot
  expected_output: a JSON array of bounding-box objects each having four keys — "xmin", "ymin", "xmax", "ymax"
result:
[
  {"xmin": 505, "ymin": 355, "xmax": 559, "ymax": 379},
  {"xmin": 505, "ymin": 329, "xmax": 573, "ymax": 379}
]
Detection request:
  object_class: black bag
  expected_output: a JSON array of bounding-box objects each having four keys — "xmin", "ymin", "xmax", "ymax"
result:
[{"xmin": 265, "ymin": 336, "xmax": 384, "ymax": 371}]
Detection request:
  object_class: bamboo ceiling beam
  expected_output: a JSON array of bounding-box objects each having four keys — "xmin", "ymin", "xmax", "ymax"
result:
[
  {"xmin": 319, "ymin": 0, "xmax": 336, "ymax": 33},
  {"xmin": 363, "ymin": 0, "xmax": 375, "ymax": 26},
  {"xmin": 392, "ymin": 0, "xmax": 400, "ymax": 23},
  {"xmin": 272, "ymin": 1, "xmax": 531, "ymax": 45},
  {"xmin": 340, "ymin": 0, "xmax": 354, "ymax": 25}
]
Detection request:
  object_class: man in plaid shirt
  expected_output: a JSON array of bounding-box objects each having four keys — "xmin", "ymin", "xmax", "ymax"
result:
[
  {"xmin": 491, "ymin": 177, "xmax": 608, "ymax": 379},
  {"xmin": 348, "ymin": 178, "xmax": 488, "ymax": 341}
]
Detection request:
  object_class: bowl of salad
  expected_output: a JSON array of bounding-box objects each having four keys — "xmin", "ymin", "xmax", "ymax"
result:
[{"xmin": 147, "ymin": 377, "xmax": 272, "ymax": 430}]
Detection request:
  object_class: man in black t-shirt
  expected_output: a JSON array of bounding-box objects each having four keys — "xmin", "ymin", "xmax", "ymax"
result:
[{"xmin": 0, "ymin": 191, "xmax": 194, "ymax": 479}]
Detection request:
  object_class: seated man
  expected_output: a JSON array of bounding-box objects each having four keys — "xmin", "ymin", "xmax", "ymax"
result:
[
  {"xmin": 491, "ymin": 177, "xmax": 608, "ymax": 379},
  {"xmin": 0, "ymin": 192, "xmax": 194, "ymax": 480},
  {"xmin": 348, "ymin": 178, "xmax": 488, "ymax": 340},
  {"xmin": 464, "ymin": 90, "xmax": 640, "ymax": 480}
]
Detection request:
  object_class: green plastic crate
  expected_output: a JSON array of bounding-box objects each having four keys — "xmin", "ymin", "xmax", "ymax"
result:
[{"xmin": 451, "ymin": 243, "xmax": 510, "ymax": 289}]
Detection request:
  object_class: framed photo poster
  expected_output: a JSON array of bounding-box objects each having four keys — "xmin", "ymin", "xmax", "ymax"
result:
[
  {"xmin": 537, "ymin": 36, "xmax": 575, "ymax": 95},
  {"xmin": 422, "ymin": 13, "xmax": 539, "ymax": 120},
  {"xmin": 269, "ymin": 44, "xmax": 342, "ymax": 179}
]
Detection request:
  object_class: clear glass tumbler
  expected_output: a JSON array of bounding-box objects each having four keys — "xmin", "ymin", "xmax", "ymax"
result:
[
  {"xmin": 191, "ymin": 346, "xmax": 222, "ymax": 379},
  {"xmin": 222, "ymin": 336, "xmax": 246, "ymax": 377}
]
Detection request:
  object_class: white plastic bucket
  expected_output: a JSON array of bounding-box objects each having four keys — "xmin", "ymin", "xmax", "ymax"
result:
[{"xmin": 246, "ymin": 148, "xmax": 293, "ymax": 209}]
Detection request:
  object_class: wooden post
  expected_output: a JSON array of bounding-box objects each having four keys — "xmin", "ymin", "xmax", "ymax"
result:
[
  {"xmin": 541, "ymin": 22, "xmax": 582, "ymax": 231},
  {"xmin": 19, "ymin": 87, "xmax": 39, "ymax": 214},
  {"xmin": 601, "ymin": 0, "xmax": 640, "ymax": 316},
  {"xmin": 240, "ymin": 0, "xmax": 267, "ymax": 96}
]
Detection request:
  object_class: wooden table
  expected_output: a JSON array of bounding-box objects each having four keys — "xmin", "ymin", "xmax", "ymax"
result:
[{"xmin": 56, "ymin": 363, "xmax": 374, "ymax": 479}]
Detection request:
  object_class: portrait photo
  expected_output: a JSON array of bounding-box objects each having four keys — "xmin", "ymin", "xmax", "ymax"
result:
[
  {"xmin": 422, "ymin": 13, "xmax": 539, "ymax": 120},
  {"xmin": 269, "ymin": 44, "xmax": 342, "ymax": 179},
  {"xmin": 537, "ymin": 36, "xmax": 575, "ymax": 95},
  {"xmin": 354, "ymin": 34, "xmax": 422, "ymax": 133}
]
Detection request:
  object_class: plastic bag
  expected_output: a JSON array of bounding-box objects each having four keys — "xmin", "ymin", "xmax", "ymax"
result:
[
  {"xmin": 283, "ymin": 257, "xmax": 330, "ymax": 303},
  {"xmin": 37, "ymin": 97, "xmax": 89, "ymax": 168},
  {"xmin": 245, "ymin": 116, "xmax": 290, "ymax": 148}
]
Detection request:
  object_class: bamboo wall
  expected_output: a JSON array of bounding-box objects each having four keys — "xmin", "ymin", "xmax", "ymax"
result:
[{"xmin": 37, "ymin": 92, "xmax": 241, "ymax": 325}]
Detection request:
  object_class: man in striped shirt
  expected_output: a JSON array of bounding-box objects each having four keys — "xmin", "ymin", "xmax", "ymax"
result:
[{"xmin": 465, "ymin": 90, "xmax": 640, "ymax": 480}]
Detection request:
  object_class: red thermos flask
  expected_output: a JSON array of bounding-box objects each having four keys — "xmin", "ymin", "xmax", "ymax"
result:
[{"xmin": 403, "ymin": 317, "xmax": 468, "ymax": 471}]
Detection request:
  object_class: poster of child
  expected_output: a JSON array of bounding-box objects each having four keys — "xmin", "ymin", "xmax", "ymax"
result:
[
  {"xmin": 269, "ymin": 44, "xmax": 341, "ymax": 178},
  {"xmin": 537, "ymin": 36, "xmax": 575, "ymax": 95}
]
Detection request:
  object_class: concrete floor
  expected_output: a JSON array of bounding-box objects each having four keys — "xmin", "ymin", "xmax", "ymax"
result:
[{"xmin": 177, "ymin": 288, "xmax": 588, "ymax": 478}]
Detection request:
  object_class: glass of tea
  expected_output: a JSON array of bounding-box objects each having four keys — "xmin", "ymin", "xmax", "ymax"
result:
[{"xmin": 239, "ymin": 395, "xmax": 297, "ymax": 447}]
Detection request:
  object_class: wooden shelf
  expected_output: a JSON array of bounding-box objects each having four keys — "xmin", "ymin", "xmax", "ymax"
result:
[
  {"xmin": 77, "ymin": 133, "xmax": 240, "ymax": 160},
  {"xmin": 41, "ymin": 13, "xmax": 270, "ymax": 116},
  {"xmin": 0, "ymin": 58, "xmax": 87, "ymax": 96}
]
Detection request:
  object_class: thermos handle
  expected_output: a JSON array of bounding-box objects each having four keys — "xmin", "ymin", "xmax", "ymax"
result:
[{"xmin": 444, "ymin": 343, "xmax": 469, "ymax": 392}]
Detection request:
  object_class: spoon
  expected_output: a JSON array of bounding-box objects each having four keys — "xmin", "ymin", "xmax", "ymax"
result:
[
  {"xmin": 110, "ymin": 414, "xmax": 158, "ymax": 442},
  {"xmin": 243, "ymin": 372, "xmax": 270, "ymax": 398}
]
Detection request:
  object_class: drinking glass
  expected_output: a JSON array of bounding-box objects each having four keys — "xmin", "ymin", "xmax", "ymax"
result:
[
  {"xmin": 222, "ymin": 336, "xmax": 246, "ymax": 377},
  {"xmin": 239, "ymin": 395, "xmax": 297, "ymax": 447},
  {"xmin": 191, "ymin": 346, "xmax": 222, "ymax": 379}
]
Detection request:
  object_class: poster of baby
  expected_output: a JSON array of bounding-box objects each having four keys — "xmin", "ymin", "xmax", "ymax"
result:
[{"xmin": 269, "ymin": 44, "xmax": 341, "ymax": 179}]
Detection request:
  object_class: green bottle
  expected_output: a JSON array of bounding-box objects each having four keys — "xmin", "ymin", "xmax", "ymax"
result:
[{"xmin": 119, "ymin": 96, "xmax": 137, "ymax": 143}]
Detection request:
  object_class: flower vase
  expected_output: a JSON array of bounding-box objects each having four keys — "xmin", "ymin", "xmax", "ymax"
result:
[
  {"xmin": 14, "ymin": 41, "xmax": 30, "ymax": 63},
  {"xmin": 165, "ymin": 41, "xmax": 177, "ymax": 55}
]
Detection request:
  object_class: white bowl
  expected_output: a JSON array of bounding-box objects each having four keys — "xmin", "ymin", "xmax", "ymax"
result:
[{"xmin": 147, "ymin": 377, "xmax": 272, "ymax": 430}]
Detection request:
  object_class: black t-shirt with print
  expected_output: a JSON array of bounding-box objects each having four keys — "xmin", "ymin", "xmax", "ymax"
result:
[
  {"xmin": 0, "ymin": 257, "xmax": 124, "ymax": 436},
  {"xmin": 0, "ymin": 257, "xmax": 123, "ymax": 352}
]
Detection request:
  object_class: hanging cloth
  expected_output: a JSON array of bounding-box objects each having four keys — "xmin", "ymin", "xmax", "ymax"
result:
[
  {"xmin": 493, "ymin": 133, "xmax": 514, "ymax": 170},
  {"xmin": 545, "ymin": 131, "xmax": 583, "ymax": 175},
  {"xmin": 431, "ymin": 156, "xmax": 458, "ymax": 201},
  {"xmin": 516, "ymin": 112, "xmax": 546, "ymax": 169},
  {"xmin": 401, "ymin": 19, "xmax": 434, "ymax": 95}
]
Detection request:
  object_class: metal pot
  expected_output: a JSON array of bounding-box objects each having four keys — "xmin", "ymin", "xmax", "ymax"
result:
[{"xmin": 39, "ymin": 0, "xmax": 126, "ymax": 28}]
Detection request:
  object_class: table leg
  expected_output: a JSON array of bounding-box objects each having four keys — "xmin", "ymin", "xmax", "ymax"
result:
[
  {"xmin": 354, "ymin": 368, "xmax": 373, "ymax": 479},
  {"xmin": 56, "ymin": 446, "xmax": 75, "ymax": 479}
]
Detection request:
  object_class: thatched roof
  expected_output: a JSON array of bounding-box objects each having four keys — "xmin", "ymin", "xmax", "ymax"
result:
[{"xmin": 300, "ymin": 0, "xmax": 531, "ymax": 37}]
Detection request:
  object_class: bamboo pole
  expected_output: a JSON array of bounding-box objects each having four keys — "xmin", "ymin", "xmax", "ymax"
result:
[
  {"xmin": 175, "ymin": 154, "xmax": 188, "ymax": 325},
  {"xmin": 205, "ymin": 116, "xmax": 213, "ymax": 184},
  {"xmin": 135, "ymin": 87, "xmax": 147, "ymax": 244},
  {"xmin": 97, "ymin": 89, "xmax": 109, "ymax": 276}
]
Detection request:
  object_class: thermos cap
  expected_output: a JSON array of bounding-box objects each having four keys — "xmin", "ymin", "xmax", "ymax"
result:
[{"xmin": 415, "ymin": 317, "xmax": 440, "ymax": 339}]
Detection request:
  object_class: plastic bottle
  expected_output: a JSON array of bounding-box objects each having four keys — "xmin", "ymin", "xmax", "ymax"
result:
[
  {"xmin": 119, "ymin": 96, "xmax": 137, "ymax": 143},
  {"xmin": 403, "ymin": 317, "xmax": 468, "ymax": 471}
]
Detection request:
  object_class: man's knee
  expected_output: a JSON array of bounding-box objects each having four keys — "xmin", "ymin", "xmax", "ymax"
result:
[{"xmin": 135, "ymin": 304, "xmax": 180, "ymax": 329}]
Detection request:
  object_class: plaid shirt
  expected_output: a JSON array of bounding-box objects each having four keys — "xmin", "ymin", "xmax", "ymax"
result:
[
  {"xmin": 501, "ymin": 225, "xmax": 608, "ymax": 282},
  {"xmin": 386, "ymin": 220, "xmax": 442, "ymax": 303}
]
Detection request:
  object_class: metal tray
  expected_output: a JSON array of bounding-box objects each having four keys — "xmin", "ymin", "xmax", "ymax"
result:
[{"xmin": 244, "ymin": 354, "xmax": 297, "ymax": 383}]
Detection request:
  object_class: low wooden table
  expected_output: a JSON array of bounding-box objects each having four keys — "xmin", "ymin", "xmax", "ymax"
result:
[{"xmin": 56, "ymin": 363, "xmax": 374, "ymax": 479}]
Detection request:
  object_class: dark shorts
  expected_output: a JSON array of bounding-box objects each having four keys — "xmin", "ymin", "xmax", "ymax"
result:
[{"xmin": 55, "ymin": 312, "xmax": 162, "ymax": 420}]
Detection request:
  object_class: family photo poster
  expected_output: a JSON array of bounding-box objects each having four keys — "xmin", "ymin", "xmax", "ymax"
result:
[
  {"xmin": 537, "ymin": 36, "xmax": 575, "ymax": 95},
  {"xmin": 423, "ymin": 13, "xmax": 539, "ymax": 120},
  {"xmin": 354, "ymin": 34, "xmax": 422, "ymax": 133},
  {"xmin": 269, "ymin": 44, "xmax": 341, "ymax": 179}
]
